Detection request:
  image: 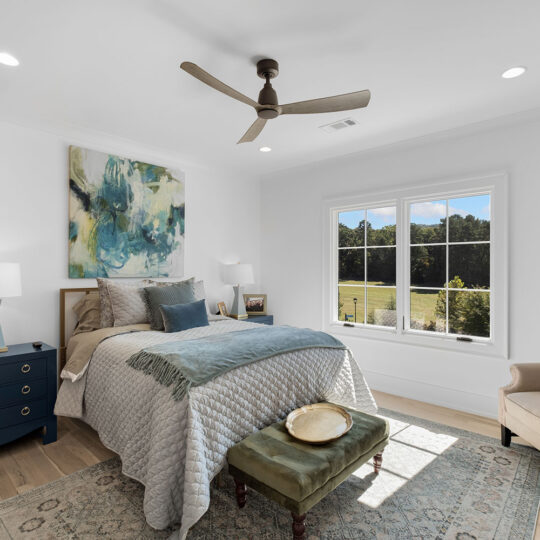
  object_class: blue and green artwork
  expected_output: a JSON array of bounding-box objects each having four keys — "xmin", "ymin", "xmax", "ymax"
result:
[{"xmin": 69, "ymin": 146, "xmax": 185, "ymax": 278}]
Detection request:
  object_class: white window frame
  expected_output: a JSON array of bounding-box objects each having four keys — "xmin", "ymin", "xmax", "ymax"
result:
[
  {"xmin": 336, "ymin": 204, "xmax": 398, "ymax": 328},
  {"xmin": 322, "ymin": 172, "xmax": 508, "ymax": 358}
]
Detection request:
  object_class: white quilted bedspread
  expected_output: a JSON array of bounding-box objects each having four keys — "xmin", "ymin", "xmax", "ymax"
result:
[{"xmin": 54, "ymin": 319, "xmax": 377, "ymax": 539}]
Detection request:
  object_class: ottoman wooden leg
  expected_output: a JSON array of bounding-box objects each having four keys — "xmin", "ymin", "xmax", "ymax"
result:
[
  {"xmin": 373, "ymin": 452, "xmax": 383, "ymax": 474},
  {"xmin": 234, "ymin": 478, "xmax": 247, "ymax": 508},
  {"xmin": 291, "ymin": 513, "xmax": 306, "ymax": 540}
]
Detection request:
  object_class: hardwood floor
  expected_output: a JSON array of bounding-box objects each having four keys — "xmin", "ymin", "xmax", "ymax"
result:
[
  {"xmin": 372, "ymin": 390, "xmax": 533, "ymax": 446},
  {"xmin": 0, "ymin": 416, "xmax": 116, "ymax": 500},
  {"xmin": 0, "ymin": 394, "xmax": 538, "ymax": 537}
]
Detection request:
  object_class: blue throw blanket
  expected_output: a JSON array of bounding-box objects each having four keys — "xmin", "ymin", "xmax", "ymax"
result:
[{"xmin": 127, "ymin": 326, "xmax": 346, "ymax": 401}]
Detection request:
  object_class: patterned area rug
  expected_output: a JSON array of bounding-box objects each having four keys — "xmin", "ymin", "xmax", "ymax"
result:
[{"xmin": 0, "ymin": 409, "xmax": 538, "ymax": 539}]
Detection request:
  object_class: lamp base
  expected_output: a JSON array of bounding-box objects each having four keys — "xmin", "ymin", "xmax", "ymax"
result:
[
  {"xmin": 0, "ymin": 323, "xmax": 7, "ymax": 353},
  {"xmin": 229, "ymin": 285, "xmax": 247, "ymax": 319}
]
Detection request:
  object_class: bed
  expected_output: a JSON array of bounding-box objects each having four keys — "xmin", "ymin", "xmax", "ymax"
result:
[{"xmin": 54, "ymin": 287, "xmax": 377, "ymax": 539}]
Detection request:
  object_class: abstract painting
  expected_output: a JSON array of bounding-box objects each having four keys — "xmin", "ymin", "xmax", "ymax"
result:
[{"xmin": 69, "ymin": 146, "xmax": 185, "ymax": 278}]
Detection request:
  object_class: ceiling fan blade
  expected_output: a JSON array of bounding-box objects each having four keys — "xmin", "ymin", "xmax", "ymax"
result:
[
  {"xmin": 280, "ymin": 90, "xmax": 371, "ymax": 115},
  {"xmin": 180, "ymin": 62, "xmax": 258, "ymax": 108},
  {"xmin": 237, "ymin": 118, "xmax": 267, "ymax": 144}
]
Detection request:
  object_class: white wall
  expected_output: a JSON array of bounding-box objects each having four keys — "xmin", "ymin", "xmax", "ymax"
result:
[
  {"xmin": 0, "ymin": 120, "xmax": 261, "ymax": 348},
  {"xmin": 261, "ymin": 115, "xmax": 540, "ymax": 418}
]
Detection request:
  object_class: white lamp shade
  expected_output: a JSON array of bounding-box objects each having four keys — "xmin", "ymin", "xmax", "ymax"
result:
[
  {"xmin": 223, "ymin": 263, "xmax": 254, "ymax": 285},
  {"xmin": 0, "ymin": 263, "xmax": 22, "ymax": 298}
]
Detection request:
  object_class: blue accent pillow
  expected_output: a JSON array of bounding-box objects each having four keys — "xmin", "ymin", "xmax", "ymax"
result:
[{"xmin": 159, "ymin": 300, "xmax": 209, "ymax": 333}]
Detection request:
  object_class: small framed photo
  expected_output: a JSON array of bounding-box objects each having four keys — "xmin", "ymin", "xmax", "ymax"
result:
[
  {"xmin": 217, "ymin": 301, "xmax": 229, "ymax": 317},
  {"xmin": 243, "ymin": 294, "xmax": 267, "ymax": 316}
]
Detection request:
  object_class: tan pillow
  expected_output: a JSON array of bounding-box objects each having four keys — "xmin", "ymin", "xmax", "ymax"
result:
[{"xmin": 72, "ymin": 292, "xmax": 101, "ymax": 335}]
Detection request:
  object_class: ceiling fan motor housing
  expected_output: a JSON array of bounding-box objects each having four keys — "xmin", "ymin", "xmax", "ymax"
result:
[
  {"xmin": 256, "ymin": 58, "xmax": 279, "ymax": 79},
  {"xmin": 256, "ymin": 59, "xmax": 280, "ymax": 118}
]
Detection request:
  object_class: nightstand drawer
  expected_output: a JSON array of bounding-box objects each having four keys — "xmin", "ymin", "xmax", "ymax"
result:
[
  {"xmin": 0, "ymin": 399, "xmax": 47, "ymax": 428},
  {"xmin": 246, "ymin": 315, "xmax": 274, "ymax": 325},
  {"xmin": 0, "ymin": 379, "xmax": 47, "ymax": 407},
  {"xmin": 0, "ymin": 357, "xmax": 46, "ymax": 383}
]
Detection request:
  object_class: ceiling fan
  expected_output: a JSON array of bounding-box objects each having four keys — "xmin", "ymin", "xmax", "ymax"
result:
[{"xmin": 180, "ymin": 59, "xmax": 371, "ymax": 144}]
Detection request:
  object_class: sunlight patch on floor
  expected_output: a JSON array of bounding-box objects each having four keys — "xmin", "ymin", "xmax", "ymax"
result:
[
  {"xmin": 352, "ymin": 422, "xmax": 459, "ymax": 508},
  {"xmin": 391, "ymin": 424, "xmax": 459, "ymax": 455},
  {"xmin": 385, "ymin": 417, "xmax": 411, "ymax": 437},
  {"xmin": 353, "ymin": 467, "xmax": 408, "ymax": 508}
]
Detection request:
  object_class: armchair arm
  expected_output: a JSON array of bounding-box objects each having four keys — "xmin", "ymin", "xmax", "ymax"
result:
[{"xmin": 501, "ymin": 363, "xmax": 540, "ymax": 396}]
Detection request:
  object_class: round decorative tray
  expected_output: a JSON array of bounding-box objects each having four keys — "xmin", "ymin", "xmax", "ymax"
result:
[{"xmin": 285, "ymin": 403, "xmax": 353, "ymax": 444}]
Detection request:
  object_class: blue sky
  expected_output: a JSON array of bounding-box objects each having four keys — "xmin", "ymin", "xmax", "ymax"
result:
[
  {"xmin": 411, "ymin": 194, "xmax": 490, "ymax": 225},
  {"xmin": 339, "ymin": 195, "xmax": 490, "ymax": 229}
]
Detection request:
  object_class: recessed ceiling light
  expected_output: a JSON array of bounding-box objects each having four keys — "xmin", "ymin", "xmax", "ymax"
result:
[
  {"xmin": 259, "ymin": 146, "xmax": 272, "ymax": 152},
  {"xmin": 501, "ymin": 66, "xmax": 526, "ymax": 79},
  {"xmin": 0, "ymin": 52, "xmax": 19, "ymax": 67}
]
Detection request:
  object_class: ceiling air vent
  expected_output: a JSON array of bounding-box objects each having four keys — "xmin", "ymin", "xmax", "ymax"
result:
[{"xmin": 319, "ymin": 117, "xmax": 358, "ymax": 133}]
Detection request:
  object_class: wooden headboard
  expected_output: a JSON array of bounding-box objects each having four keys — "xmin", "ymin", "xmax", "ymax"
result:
[{"xmin": 59, "ymin": 287, "xmax": 98, "ymax": 380}]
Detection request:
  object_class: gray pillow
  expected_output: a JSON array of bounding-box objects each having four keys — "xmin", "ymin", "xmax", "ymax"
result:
[
  {"xmin": 148, "ymin": 278, "xmax": 195, "ymax": 288},
  {"xmin": 108, "ymin": 282, "xmax": 150, "ymax": 326},
  {"xmin": 144, "ymin": 280, "xmax": 204, "ymax": 330},
  {"xmin": 97, "ymin": 278, "xmax": 151, "ymax": 328}
]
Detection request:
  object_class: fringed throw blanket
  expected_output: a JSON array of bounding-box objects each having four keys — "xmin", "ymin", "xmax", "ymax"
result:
[{"xmin": 127, "ymin": 325, "xmax": 346, "ymax": 401}]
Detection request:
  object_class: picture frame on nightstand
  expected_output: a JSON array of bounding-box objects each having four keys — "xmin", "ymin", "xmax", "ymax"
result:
[
  {"xmin": 244, "ymin": 294, "xmax": 267, "ymax": 316},
  {"xmin": 217, "ymin": 301, "xmax": 229, "ymax": 316}
]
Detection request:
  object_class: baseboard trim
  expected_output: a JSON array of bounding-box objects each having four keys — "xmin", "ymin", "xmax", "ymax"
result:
[{"xmin": 363, "ymin": 369, "xmax": 498, "ymax": 420}]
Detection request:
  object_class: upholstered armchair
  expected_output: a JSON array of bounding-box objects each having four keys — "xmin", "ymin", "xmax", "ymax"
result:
[{"xmin": 499, "ymin": 363, "xmax": 540, "ymax": 450}]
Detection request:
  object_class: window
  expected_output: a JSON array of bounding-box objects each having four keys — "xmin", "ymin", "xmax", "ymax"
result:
[
  {"xmin": 324, "ymin": 173, "xmax": 508, "ymax": 358},
  {"xmin": 338, "ymin": 206, "xmax": 397, "ymax": 328},
  {"xmin": 408, "ymin": 194, "xmax": 490, "ymax": 339}
]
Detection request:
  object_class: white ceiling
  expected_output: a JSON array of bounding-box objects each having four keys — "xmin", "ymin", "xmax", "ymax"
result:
[{"xmin": 1, "ymin": 0, "xmax": 540, "ymax": 175}]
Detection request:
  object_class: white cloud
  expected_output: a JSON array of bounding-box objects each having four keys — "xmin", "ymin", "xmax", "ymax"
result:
[
  {"xmin": 411, "ymin": 202, "xmax": 446, "ymax": 220},
  {"xmin": 479, "ymin": 204, "xmax": 491, "ymax": 219},
  {"xmin": 412, "ymin": 202, "xmax": 469, "ymax": 221},
  {"xmin": 368, "ymin": 207, "xmax": 396, "ymax": 223},
  {"xmin": 449, "ymin": 207, "xmax": 470, "ymax": 218}
]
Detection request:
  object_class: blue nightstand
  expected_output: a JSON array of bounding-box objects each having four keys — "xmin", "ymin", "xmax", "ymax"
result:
[
  {"xmin": 0, "ymin": 343, "xmax": 57, "ymax": 446},
  {"xmin": 245, "ymin": 315, "xmax": 273, "ymax": 325}
]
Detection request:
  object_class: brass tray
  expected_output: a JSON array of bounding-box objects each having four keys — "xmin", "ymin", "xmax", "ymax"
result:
[{"xmin": 285, "ymin": 403, "xmax": 353, "ymax": 444}]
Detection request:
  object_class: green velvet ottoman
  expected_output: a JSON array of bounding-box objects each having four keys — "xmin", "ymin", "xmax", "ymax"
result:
[{"xmin": 227, "ymin": 404, "xmax": 389, "ymax": 540}]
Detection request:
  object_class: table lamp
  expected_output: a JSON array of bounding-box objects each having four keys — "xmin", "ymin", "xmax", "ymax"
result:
[
  {"xmin": 223, "ymin": 263, "xmax": 254, "ymax": 319},
  {"xmin": 0, "ymin": 263, "xmax": 22, "ymax": 353}
]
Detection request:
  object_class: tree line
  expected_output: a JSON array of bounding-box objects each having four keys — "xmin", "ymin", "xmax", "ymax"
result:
[
  {"xmin": 339, "ymin": 214, "xmax": 489, "ymax": 289},
  {"xmin": 338, "ymin": 214, "xmax": 490, "ymax": 337}
]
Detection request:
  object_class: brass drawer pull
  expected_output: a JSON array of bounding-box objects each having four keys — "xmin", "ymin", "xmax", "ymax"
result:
[
  {"xmin": 21, "ymin": 406, "xmax": 30, "ymax": 416},
  {"xmin": 21, "ymin": 385, "xmax": 31, "ymax": 395},
  {"xmin": 21, "ymin": 363, "xmax": 31, "ymax": 374}
]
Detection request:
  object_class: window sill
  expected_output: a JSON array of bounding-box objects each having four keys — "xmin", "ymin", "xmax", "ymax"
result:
[{"xmin": 326, "ymin": 322, "xmax": 507, "ymax": 359}]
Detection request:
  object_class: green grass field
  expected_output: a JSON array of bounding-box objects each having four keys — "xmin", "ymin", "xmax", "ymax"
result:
[{"xmin": 338, "ymin": 281, "xmax": 440, "ymax": 327}]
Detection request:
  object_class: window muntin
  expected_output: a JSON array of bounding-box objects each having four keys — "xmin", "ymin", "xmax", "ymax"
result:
[
  {"xmin": 408, "ymin": 194, "xmax": 491, "ymax": 339},
  {"xmin": 337, "ymin": 206, "xmax": 396, "ymax": 328}
]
